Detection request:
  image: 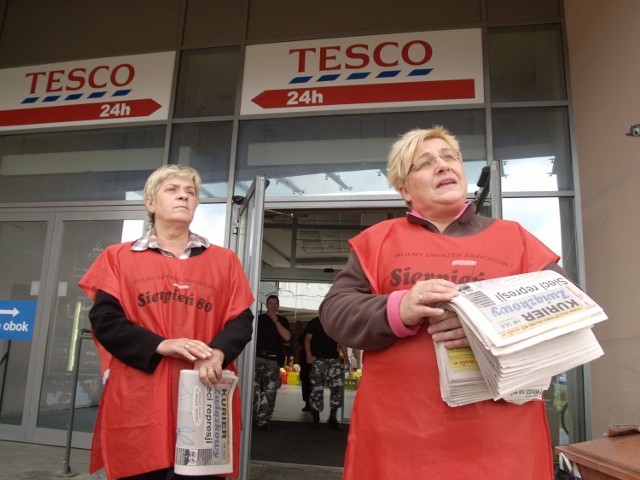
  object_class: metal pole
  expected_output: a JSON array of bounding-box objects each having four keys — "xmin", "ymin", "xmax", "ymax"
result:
[
  {"xmin": 63, "ymin": 328, "xmax": 93, "ymax": 475},
  {"xmin": 340, "ymin": 356, "xmax": 346, "ymax": 424},
  {"xmin": 236, "ymin": 175, "xmax": 267, "ymax": 480},
  {"xmin": 474, "ymin": 166, "xmax": 491, "ymax": 209},
  {"xmin": 0, "ymin": 340, "xmax": 12, "ymax": 413}
]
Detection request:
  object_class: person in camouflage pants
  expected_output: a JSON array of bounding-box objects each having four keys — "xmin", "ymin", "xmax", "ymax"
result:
[
  {"xmin": 305, "ymin": 316, "xmax": 348, "ymax": 430},
  {"xmin": 253, "ymin": 295, "xmax": 291, "ymax": 432},
  {"xmin": 253, "ymin": 356, "xmax": 282, "ymax": 428}
]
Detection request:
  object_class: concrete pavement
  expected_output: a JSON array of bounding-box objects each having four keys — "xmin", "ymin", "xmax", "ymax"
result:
[{"xmin": 0, "ymin": 441, "xmax": 343, "ymax": 480}]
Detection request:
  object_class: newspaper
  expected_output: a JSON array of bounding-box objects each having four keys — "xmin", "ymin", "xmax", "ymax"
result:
[
  {"xmin": 450, "ymin": 270, "xmax": 607, "ymax": 351},
  {"xmin": 434, "ymin": 345, "xmax": 550, "ymax": 407},
  {"xmin": 435, "ymin": 270, "xmax": 607, "ymax": 406},
  {"xmin": 174, "ymin": 369, "xmax": 237, "ymax": 476},
  {"xmin": 434, "ymin": 345, "xmax": 491, "ymax": 407}
]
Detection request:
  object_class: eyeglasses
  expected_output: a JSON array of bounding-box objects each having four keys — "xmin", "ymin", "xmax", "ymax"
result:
[{"xmin": 408, "ymin": 148, "xmax": 460, "ymax": 175}]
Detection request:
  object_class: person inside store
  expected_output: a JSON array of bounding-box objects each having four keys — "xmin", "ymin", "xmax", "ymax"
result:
[
  {"xmin": 318, "ymin": 126, "xmax": 566, "ymax": 480},
  {"xmin": 253, "ymin": 294, "xmax": 292, "ymax": 432},
  {"xmin": 304, "ymin": 315, "xmax": 348, "ymax": 430},
  {"xmin": 348, "ymin": 348, "xmax": 362, "ymax": 370},
  {"xmin": 78, "ymin": 164, "xmax": 254, "ymax": 480},
  {"xmin": 296, "ymin": 324, "xmax": 312, "ymax": 412}
]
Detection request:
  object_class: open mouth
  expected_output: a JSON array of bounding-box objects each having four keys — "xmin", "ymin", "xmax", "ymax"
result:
[{"xmin": 436, "ymin": 178, "xmax": 457, "ymax": 188}]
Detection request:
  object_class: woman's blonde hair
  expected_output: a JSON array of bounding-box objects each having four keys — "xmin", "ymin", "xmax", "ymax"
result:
[
  {"xmin": 386, "ymin": 126, "xmax": 461, "ymax": 190},
  {"xmin": 143, "ymin": 164, "xmax": 201, "ymax": 224}
]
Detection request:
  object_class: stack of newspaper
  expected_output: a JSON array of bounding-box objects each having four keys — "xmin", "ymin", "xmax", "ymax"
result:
[
  {"xmin": 434, "ymin": 270, "xmax": 607, "ymax": 407},
  {"xmin": 434, "ymin": 345, "xmax": 552, "ymax": 407}
]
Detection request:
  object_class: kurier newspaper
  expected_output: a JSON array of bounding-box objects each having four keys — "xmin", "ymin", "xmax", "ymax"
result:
[
  {"xmin": 435, "ymin": 270, "xmax": 607, "ymax": 407},
  {"xmin": 175, "ymin": 369, "xmax": 237, "ymax": 476}
]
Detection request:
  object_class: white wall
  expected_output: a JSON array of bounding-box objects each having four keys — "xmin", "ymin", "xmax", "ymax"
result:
[{"xmin": 565, "ymin": 0, "xmax": 640, "ymax": 438}]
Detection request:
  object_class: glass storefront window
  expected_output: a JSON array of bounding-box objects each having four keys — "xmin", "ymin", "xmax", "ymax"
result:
[
  {"xmin": 502, "ymin": 196, "xmax": 577, "ymax": 284},
  {"xmin": 0, "ymin": 127, "xmax": 165, "ymax": 203},
  {"xmin": 174, "ymin": 48, "xmax": 241, "ymax": 118},
  {"xmin": 235, "ymin": 111, "xmax": 486, "ymax": 198},
  {"xmin": 0, "ymin": 220, "xmax": 47, "ymax": 426},
  {"xmin": 492, "ymin": 107, "xmax": 573, "ymax": 192},
  {"xmin": 168, "ymin": 122, "xmax": 234, "ymax": 199},
  {"xmin": 502, "ymin": 195, "xmax": 583, "ymax": 448},
  {"xmin": 191, "ymin": 203, "xmax": 228, "ymax": 247},
  {"xmin": 37, "ymin": 218, "xmax": 145, "ymax": 432},
  {"xmin": 488, "ymin": 24, "xmax": 566, "ymax": 102}
]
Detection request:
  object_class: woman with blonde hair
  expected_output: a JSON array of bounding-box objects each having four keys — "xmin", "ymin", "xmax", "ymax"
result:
[
  {"xmin": 320, "ymin": 126, "xmax": 565, "ymax": 479},
  {"xmin": 80, "ymin": 164, "xmax": 254, "ymax": 480}
]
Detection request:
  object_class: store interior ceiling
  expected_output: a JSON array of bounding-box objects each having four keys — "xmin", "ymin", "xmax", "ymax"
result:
[{"xmin": 260, "ymin": 208, "xmax": 405, "ymax": 323}]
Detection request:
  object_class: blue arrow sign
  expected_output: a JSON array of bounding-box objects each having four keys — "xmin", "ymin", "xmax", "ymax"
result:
[{"xmin": 0, "ymin": 300, "xmax": 37, "ymax": 340}]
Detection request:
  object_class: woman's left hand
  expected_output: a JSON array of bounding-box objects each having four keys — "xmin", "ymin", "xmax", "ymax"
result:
[
  {"xmin": 156, "ymin": 338, "xmax": 214, "ymax": 362},
  {"xmin": 194, "ymin": 348, "xmax": 225, "ymax": 388},
  {"xmin": 427, "ymin": 310, "xmax": 470, "ymax": 349}
]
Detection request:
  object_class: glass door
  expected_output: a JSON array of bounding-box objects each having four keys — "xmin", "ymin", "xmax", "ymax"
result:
[
  {"xmin": 0, "ymin": 203, "xmax": 239, "ymax": 447},
  {"xmin": 0, "ymin": 210, "xmax": 147, "ymax": 446},
  {"xmin": 227, "ymin": 175, "xmax": 268, "ymax": 480},
  {"xmin": 0, "ymin": 215, "xmax": 50, "ymax": 437},
  {"xmin": 31, "ymin": 212, "xmax": 146, "ymax": 446}
]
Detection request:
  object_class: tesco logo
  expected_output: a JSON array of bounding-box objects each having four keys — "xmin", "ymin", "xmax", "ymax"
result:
[
  {"xmin": 24, "ymin": 63, "xmax": 136, "ymax": 94},
  {"xmin": 289, "ymin": 40, "xmax": 433, "ymax": 73}
]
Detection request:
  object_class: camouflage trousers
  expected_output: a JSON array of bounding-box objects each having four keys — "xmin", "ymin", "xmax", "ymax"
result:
[
  {"xmin": 253, "ymin": 357, "xmax": 281, "ymax": 426},
  {"xmin": 309, "ymin": 357, "xmax": 344, "ymax": 413}
]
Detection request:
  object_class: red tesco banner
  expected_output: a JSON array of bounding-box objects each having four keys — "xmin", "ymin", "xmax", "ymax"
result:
[
  {"xmin": 251, "ymin": 79, "xmax": 475, "ymax": 109},
  {"xmin": 0, "ymin": 99, "xmax": 162, "ymax": 127}
]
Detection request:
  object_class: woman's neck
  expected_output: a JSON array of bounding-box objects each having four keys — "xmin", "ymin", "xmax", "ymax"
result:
[
  {"xmin": 154, "ymin": 223, "xmax": 190, "ymax": 257},
  {"xmin": 413, "ymin": 202, "xmax": 469, "ymax": 232}
]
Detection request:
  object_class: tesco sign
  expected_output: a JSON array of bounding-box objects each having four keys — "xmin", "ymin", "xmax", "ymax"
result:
[
  {"xmin": 0, "ymin": 51, "xmax": 175, "ymax": 131},
  {"xmin": 289, "ymin": 40, "xmax": 433, "ymax": 71},
  {"xmin": 241, "ymin": 29, "xmax": 483, "ymax": 115},
  {"xmin": 25, "ymin": 64, "xmax": 136, "ymax": 94}
]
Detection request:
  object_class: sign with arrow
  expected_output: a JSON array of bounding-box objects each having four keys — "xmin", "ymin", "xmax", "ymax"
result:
[
  {"xmin": 241, "ymin": 29, "xmax": 483, "ymax": 115},
  {"xmin": 0, "ymin": 51, "xmax": 175, "ymax": 132},
  {"xmin": 0, "ymin": 300, "xmax": 37, "ymax": 341}
]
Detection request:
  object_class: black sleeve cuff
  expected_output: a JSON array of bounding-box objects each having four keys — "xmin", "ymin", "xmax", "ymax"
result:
[
  {"xmin": 210, "ymin": 308, "xmax": 254, "ymax": 368},
  {"xmin": 89, "ymin": 290, "xmax": 166, "ymax": 373}
]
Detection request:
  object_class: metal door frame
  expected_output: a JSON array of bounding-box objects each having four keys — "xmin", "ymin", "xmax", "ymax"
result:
[{"xmin": 227, "ymin": 175, "xmax": 268, "ymax": 480}]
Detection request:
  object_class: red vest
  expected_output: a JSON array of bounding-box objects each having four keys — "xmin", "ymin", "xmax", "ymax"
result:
[
  {"xmin": 79, "ymin": 244, "xmax": 253, "ymax": 479},
  {"xmin": 346, "ymin": 218, "xmax": 559, "ymax": 480}
]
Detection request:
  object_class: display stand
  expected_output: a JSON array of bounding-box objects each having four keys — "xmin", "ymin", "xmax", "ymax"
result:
[{"xmin": 555, "ymin": 433, "xmax": 640, "ymax": 480}]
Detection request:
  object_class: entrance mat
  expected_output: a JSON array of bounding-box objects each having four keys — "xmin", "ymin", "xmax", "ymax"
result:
[{"xmin": 250, "ymin": 420, "xmax": 348, "ymax": 467}]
